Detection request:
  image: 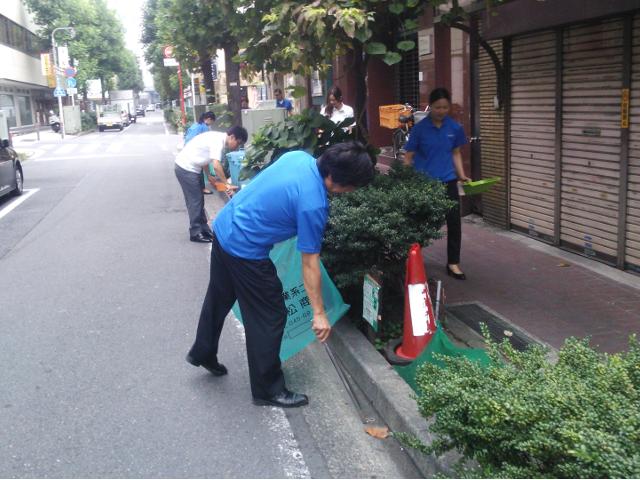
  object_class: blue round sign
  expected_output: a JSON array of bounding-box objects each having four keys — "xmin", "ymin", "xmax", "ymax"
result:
[{"xmin": 66, "ymin": 77, "xmax": 77, "ymax": 88}]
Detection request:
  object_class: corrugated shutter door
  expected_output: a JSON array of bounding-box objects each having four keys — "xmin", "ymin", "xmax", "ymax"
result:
[
  {"xmin": 625, "ymin": 13, "xmax": 640, "ymax": 271},
  {"xmin": 509, "ymin": 31, "xmax": 557, "ymax": 243},
  {"xmin": 560, "ymin": 19, "xmax": 624, "ymax": 264}
]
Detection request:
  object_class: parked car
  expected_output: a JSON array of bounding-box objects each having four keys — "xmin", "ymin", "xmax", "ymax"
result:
[
  {"xmin": 146, "ymin": 105, "xmax": 154, "ymax": 112},
  {"xmin": 121, "ymin": 110, "xmax": 131, "ymax": 127},
  {"xmin": 136, "ymin": 106, "xmax": 145, "ymax": 117},
  {"xmin": 155, "ymin": 102, "xmax": 162, "ymax": 109},
  {"xmin": 0, "ymin": 139, "xmax": 23, "ymax": 199}
]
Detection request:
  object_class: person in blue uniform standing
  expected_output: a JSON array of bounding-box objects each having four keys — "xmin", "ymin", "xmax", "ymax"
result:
[
  {"xmin": 274, "ymin": 88, "xmax": 293, "ymax": 115},
  {"xmin": 404, "ymin": 88, "xmax": 471, "ymax": 280},
  {"xmin": 186, "ymin": 142, "xmax": 376, "ymax": 407}
]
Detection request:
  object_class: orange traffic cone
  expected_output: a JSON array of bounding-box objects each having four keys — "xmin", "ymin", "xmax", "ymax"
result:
[{"xmin": 396, "ymin": 244, "xmax": 437, "ymax": 359}]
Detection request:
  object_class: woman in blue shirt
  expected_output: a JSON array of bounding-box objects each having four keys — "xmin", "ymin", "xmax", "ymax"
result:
[
  {"xmin": 404, "ymin": 88, "xmax": 471, "ymax": 280},
  {"xmin": 184, "ymin": 111, "xmax": 216, "ymax": 194}
]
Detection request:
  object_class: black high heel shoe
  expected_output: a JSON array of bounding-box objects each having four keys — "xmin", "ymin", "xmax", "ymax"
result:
[{"xmin": 446, "ymin": 265, "xmax": 466, "ymax": 280}]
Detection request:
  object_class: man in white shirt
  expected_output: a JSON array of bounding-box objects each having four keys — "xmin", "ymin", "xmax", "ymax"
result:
[{"xmin": 174, "ymin": 126, "xmax": 248, "ymax": 243}]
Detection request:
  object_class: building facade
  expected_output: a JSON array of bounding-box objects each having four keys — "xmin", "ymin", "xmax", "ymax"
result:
[
  {"xmin": 476, "ymin": 0, "xmax": 640, "ymax": 273},
  {"xmin": 1, "ymin": 0, "xmax": 50, "ymax": 133}
]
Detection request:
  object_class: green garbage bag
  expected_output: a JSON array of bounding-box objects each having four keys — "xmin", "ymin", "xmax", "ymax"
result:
[
  {"xmin": 396, "ymin": 326, "xmax": 493, "ymax": 395},
  {"xmin": 232, "ymin": 237, "xmax": 350, "ymax": 361}
]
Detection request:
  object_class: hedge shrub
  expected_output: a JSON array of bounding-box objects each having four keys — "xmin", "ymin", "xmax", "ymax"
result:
[
  {"xmin": 321, "ymin": 161, "xmax": 454, "ymax": 289},
  {"xmin": 396, "ymin": 327, "xmax": 640, "ymax": 479}
]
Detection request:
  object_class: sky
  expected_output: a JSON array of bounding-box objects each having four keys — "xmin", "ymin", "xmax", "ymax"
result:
[{"xmin": 107, "ymin": 0, "xmax": 154, "ymax": 88}]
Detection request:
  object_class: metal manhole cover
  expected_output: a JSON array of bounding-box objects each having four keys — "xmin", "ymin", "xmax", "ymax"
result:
[{"xmin": 446, "ymin": 303, "xmax": 532, "ymax": 352}]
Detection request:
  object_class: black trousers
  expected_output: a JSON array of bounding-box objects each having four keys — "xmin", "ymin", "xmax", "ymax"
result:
[
  {"xmin": 445, "ymin": 179, "xmax": 462, "ymax": 265},
  {"xmin": 188, "ymin": 234, "xmax": 287, "ymax": 400}
]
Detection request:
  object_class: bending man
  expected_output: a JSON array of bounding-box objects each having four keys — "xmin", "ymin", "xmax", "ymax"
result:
[{"xmin": 186, "ymin": 142, "xmax": 376, "ymax": 407}]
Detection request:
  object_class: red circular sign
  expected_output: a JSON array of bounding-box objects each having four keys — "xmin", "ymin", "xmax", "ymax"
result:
[{"xmin": 162, "ymin": 45, "xmax": 174, "ymax": 59}]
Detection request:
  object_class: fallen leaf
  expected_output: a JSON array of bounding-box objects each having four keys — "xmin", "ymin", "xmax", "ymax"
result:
[
  {"xmin": 557, "ymin": 263, "xmax": 570, "ymax": 267},
  {"xmin": 504, "ymin": 330, "xmax": 513, "ymax": 337},
  {"xmin": 365, "ymin": 426, "xmax": 389, "ymax": 438}
]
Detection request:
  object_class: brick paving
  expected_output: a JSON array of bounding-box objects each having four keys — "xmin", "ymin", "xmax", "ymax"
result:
[{"xmin": 421, "ymin": 218, "xmax": 640, "ymax": 354}]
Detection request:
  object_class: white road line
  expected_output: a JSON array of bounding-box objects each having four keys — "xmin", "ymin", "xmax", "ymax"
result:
[
  {"xmin": 53, "ymin": 144, "xmax": 78, "ymax": 155},
  {"xmin": 205, "ymin": 246, "xmax": 310, "ymax": 479},
  {"xmin": 40, "ymin": 144, "xmax": 55, "ymax": 150},
  {"xmin": 35, "ymin": 153, "xmax": 145, "ymax": 162},
  {"xmin": 0, "ymin": 188, "xmax": 39, "ymax": 220},
  {"xmin": 106, "ymin": 143, "xmax": 123, "ymax": 153},
  {"xmin": 81, "ymin": 143, "xmax": 100, "ymax": 153}
]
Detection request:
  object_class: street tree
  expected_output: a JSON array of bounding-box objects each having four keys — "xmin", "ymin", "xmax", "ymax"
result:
[
  {"xmin": 140, "ymin": 0, "xmax": 179, "ymax": 102},
  {"xmin": 22, "ymin": 0, "xmax": 130, "ymax": 106},
  {"xmin": 117, "ymin": 50, "xmax": 145, "ymax": 93},
  {"xmin": 236, "ymin": 0, "xmax": 499, "ymax": 140},
  {"xmin": 150, "ymin": 0, "xmax": 244, "ymax": 122}
]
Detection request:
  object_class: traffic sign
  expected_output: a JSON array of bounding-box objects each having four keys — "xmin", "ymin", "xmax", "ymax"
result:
[
  {"xmin": 53, "ymin": 85, "xmax": 67, "ymax": 97},
  {"xmin": 66, "ymin": 87, "xmax": 78, "ymax": 94},
  {"xmin": 162, "ymin": 45, "xmax": 174, "ymax": 58},
  {"xmin": 66, "ymin": 77, "xmax": 77, "ymax": 88},
  {"xmin": 163, "ymin": 58, "xmax": 178, "ymax": 67},
  {"xmin": 65, "ymin": 67, "xmax": 76, "ymax": 77}
]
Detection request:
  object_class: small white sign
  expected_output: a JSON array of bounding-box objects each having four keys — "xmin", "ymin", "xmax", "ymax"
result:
[
  {"xmin": 408, "ymin": 283, "xmax": 433, "ymax": 336},
  {"xmin": 164, "ymin": 58, "xmax": 178, "ymax": 67},
  {"xmin": 66, "ymin": 87, "xmax": 77, "ymax": 94},
  {"xmin": 58, "ymin": 46, "xmax": 70, "ymax": 68}
]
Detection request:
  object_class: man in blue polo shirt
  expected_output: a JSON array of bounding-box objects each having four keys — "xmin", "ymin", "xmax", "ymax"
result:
[
  {"xmin": 186, "ymin": 142, "xmax": 375, "ymax": 408},
  {"xmin": 274, "ymin": 88, "xmax": 293, "ymax": 115}
]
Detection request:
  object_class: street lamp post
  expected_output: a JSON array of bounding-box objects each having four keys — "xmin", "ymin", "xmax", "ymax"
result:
[{"xmin": 51, "ymin": 27, "xmax": 75, "ymax": 139}]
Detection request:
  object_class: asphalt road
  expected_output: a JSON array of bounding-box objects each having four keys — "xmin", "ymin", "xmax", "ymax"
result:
[{"xmin": 0, "ymin": 112, "xmax": 421, "ymax": 478}]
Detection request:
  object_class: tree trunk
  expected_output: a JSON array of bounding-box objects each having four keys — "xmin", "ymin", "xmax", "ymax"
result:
[
  {"xmin": 100, "ymin": 77, "xmax": 106, "ymax": 104},
  {"xmin": 223, "ymin": 43, "xmax": 241, "ymax": 125},
  {"xmin": 199, "ymin": 53, "xmax": 216, "ymax": 105},
  {"xmin": 352, "ymin": 41, "xmax": 371, "ymax": 146}
]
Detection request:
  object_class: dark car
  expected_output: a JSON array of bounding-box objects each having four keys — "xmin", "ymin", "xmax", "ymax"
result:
[
  {"xmin": 136, "ymin": 106, "xmax": 145, "ymax": 117},
  {"xmin": 0, "ymin": 139, "xmax": 23, "ymax": 199}
]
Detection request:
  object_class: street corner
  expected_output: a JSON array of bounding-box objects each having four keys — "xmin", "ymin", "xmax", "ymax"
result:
[{"xmin": 14, "ymin": 148, "xmax": 45, "ymax": 161}]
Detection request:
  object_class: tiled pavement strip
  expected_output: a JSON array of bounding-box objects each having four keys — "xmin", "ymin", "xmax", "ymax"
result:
[
  {"xmin": 376, "ymin": 150, "xmax": 639, "ymax": 355},
  {"xmin": 423, "ymin": 216, "xmax": 640, "ymax": 355}
]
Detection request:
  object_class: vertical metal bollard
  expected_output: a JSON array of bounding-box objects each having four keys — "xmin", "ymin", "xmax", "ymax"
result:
[{"xmin": 36, "ymin": 123, "xmax": 40, "ymax": 141}]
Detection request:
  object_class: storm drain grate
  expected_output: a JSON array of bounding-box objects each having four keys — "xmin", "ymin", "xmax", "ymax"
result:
[{"xmin": 446, "ymin": 303, "xmax": 533, "ymax": 352}]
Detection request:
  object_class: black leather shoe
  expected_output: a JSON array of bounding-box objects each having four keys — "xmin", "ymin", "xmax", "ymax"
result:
[
  {"xmin": 446, "ymin": 265, "xmax": 466, "ymax": 280},
  {"xmin": 185, "ymin": 354, "xmax": 228, "ymax": 376},
  {"xmin": 190, "ymin": 233, "xmax": 213, "ymax": 243},
  {"xmin": 253, "ymin": 389, "xmax": 309, "ymax": 408}
]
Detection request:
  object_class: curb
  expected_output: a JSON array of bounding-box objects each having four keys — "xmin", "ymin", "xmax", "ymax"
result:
[
  {"xmin": 205, "ymin": 190, "xmax": 450, "ymax": 477},
  {"xmin": 328, "ymin": 319, "xmax": 457, "ymax": 478}
]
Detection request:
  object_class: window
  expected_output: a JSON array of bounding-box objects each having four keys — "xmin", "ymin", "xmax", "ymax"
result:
[
  {"xmin": 0, "ymin": 14, "xmax": 40, "ymax": 58},
  {"xmin": 1, "ymin": 94, "xmax": 16, "ymax": 128},
  {"xmin": 18, "ymin": 96, "xmax": 33, "ymax": 126}
]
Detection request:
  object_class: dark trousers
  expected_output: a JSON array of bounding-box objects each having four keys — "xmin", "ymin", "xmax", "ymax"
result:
[
  {"xmin": 445, "ymin": 179, "xmax": 462, "ymax": 265},
  {"xmin": 174, "ymin": 164, "xmax": 213, "ymax": 237},
  {"xmin": 188, "ymin": 234, "xmax": 288, "ymax": 400}
]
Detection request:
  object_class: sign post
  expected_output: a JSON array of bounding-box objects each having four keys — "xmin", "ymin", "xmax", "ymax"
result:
[
  {"xmin": 363, "ymin": 272, "xmax": 382, "ymax": 343},
  {"xmin": 163, "ymin": 45, "xmax": 185, "ymax": 125}
]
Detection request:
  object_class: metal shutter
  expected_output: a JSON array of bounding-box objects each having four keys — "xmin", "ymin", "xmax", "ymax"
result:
[
  {"xmin": 509, "ymin": 30, "xmax": 557, "ymax": 243},
  {"xmin": 560, "ymin": 19, "xmax": 624, "ymax": 265},
  {"xmin": 626, "ymin": 13, "xmax": 640, "ymax": 270}
]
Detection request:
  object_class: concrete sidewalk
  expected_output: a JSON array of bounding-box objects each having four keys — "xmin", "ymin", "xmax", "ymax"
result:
[{"xmin": 423, "ymin": 215, "xmax": 640, "ymax": 354}]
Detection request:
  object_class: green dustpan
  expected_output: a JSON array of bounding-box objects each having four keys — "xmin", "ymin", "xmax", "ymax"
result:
[{"xmin": 462, "ymin": 177, "xmax": 501, "ymax": 195}]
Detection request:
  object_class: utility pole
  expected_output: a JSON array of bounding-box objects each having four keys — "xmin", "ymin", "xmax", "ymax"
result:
[{"xmin": 51, "ymin": 27, "xmax": 75, "ymax": 139}]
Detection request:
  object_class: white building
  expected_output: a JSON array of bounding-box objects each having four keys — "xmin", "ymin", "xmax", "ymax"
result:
[{"xmin": 1, "ymin": 0, "xmax": 50, "ymax": 133}]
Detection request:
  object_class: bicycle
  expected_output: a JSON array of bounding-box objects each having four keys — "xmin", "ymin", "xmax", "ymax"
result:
[{"xmin": 392, "ymin": 104, "xmax": 429, "ymax": 162}]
